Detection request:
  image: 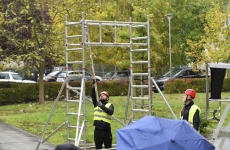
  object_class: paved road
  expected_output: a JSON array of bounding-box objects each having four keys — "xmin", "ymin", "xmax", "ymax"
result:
[
  {"xmin": 0, "ymin": 121, "xmax": 56, "ymax": 150},
  {"xmin": 1, "ymin": 120, "xmax": 230, "ymax": 150}
]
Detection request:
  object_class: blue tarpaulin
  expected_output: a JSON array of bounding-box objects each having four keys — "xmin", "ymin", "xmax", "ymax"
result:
[{"xmin": 116, "ymin": 116, "xmax": 215, "ymax": 150}]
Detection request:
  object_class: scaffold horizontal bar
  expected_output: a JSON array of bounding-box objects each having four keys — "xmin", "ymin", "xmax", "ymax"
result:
[
  {"xmin": 132, "ymin": 36, "xmax": 148, "ymax": 40},
  {"xmin": 66, "ymin": 43, "xmax": 82, "ymax": 46},
  {"xmin": 131, "ymin": 49, "xmax": 148, "ymax": 52},
  {"xmin": 67, "ymin": 138, "xmax": 84, "ymax": 143},
  {"xmin": 85, "ymin": 42, "xmax": 147, "ymax": 47},
  {"xmin": 132, "ymin": 97, "xmax": 149, "ymax": 100},
  {"xmin": 132, "ymin": 24, "xmax": 147, "ymax": 28},
  {"xmin": 132, "ymin": 109, "xmax": 150, "ymax": 112},
  {"xmin": 66, "ymin": 61, "xmax": 83, "ymax": 64},
  {"xmin": 67, "ymin": 100, "xmax": 81, "ymax": 103},
  {"xmin": 66, "ymin": 48, "xmax": 83, "ymax": 51},
  {"xmin": 66, "ymin": 22, "xmax": 82, "ymax": 26},
  {"xmin": 131, "ymin": 85, "xmax": 149, "ymax": 88},
  {"xmin": 84, "ymin": 20, "xmax": 146, "ymax": 25},
  {"xmin": 67, "ymin": 86, "xmax": 81, "ymax": 90},
  {"xmin": 131, "ymin": 61, "xmax": 148, "ymax": 64},
  {"xmin": 132, "ymin": 73, "xmax": 149, "ymax": 76},
  {"xmin": 68, "ymin": 125, "xmax": 82, "ymax": 129},
  {"xmin": 85, "ymin": 22, "xmax": 146, "ymax": 27},
  {"xmin": 66, "ymin": 35, "xmax": 82, "ymax": 38},
  {"xmin": 67, "ymin": 112, "xmax": 82, "ymax": 116}
]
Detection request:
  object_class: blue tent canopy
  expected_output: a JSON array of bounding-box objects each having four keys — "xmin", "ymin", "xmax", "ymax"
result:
[{"xmin": 116, "ymin": 116, "xmax": 215, "ymax": 150}]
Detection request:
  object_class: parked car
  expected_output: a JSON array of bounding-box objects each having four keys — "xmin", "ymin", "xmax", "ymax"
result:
[
  {"xmin": 152, "ymin": 67, "xmax": 206, "ymax": 92},
  {"xmin": 104, "ymin": 70, "xmax": 149, "ymax": 81},
  {"xmin": 0, "ymin": 71, "xmax": 36, "ymax": 83},
  {"xmin": 102, "ymin": 72, "xmax": 115, "ymax": 80},
  {"xmin": 43, "ymin": 71, "xmax": 63, "ymax": 82},
  {"xmin": 56, "ymin": 70, "xmax": 102, "ymax": 82},
  {"xmin": 108, "ymin": 70, "xmax": 130, "ymax": 81}
]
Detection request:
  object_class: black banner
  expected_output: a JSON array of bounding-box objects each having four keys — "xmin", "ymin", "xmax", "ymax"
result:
[{"xmin": 210, "ymin": 68, "xmax": 226, "ymax": 99}]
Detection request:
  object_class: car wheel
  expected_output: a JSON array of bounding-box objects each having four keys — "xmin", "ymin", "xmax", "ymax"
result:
[{"xmin": 153, "ymin": 90, "xmax": 159, "ymax": 93}]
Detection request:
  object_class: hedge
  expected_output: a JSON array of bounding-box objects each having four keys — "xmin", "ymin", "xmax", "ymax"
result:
[
  {"xmin": 0, "ymin": 81, "xmax": 130, "ymax": 105},
  {"xmin": 164, "ymin": 78, "xmax": 230, "ymax": 94},
  {"xmin": 1, "ymin": 78, "xmax": 230, "ymax": 104}
]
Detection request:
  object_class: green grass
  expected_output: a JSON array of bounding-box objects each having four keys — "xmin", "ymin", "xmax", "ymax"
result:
[{"xmin": 0, "ymin": 92, "xmax": 230, "ymax": 146}]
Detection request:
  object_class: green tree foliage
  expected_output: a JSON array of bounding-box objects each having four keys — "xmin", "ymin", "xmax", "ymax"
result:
[
  {"xmin": 0, "ymin": 0, "xmax": 65, "ymax": 103},
  {"xmin": 1, "ymin": 0, "xmax": 230, "ymax": 104},
  {"xmin": 187, "ymin": 1, "xmax": 230, "ymax": 67}
]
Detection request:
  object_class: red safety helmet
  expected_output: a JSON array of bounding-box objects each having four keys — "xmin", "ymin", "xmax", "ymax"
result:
[
  {"xmin": 100, "ymin": 91, "xmax": 109, "ymax": 99},
  {"xmin": 185, "ymin": 89, "xmax": 196, "ymax": 99}
]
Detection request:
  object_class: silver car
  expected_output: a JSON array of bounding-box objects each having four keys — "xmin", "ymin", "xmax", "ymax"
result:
[
  {"xmin": 56, "ymin": 70, "xmax": 102, "ymax": 82},
  {"xmin": 0, "ymin": 71, "xmax": 36, "ymax": 83}
]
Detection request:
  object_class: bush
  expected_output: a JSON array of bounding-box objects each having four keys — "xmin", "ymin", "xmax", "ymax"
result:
[
  {"xmin": 0, "ymin": 81, "xmax": 131, "ymax": 104},
  {"xmin": 164, "ymin": 78, "xmax": 209, "ymax": 94},
  {"xmin": 1, "ymin": 77, "xmax": 229, "ymax": 104}
]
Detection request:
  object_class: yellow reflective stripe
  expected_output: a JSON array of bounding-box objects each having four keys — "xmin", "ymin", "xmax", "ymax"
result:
[
  {"xmin": 188, "ymin": 105, "xmax": 201, "ymax": 126},
  {"xmin": 94, "ymin": 114, "xmax": 111, "ymax": 120},
  {"xmin": 94, "ymin": 103, "xmax": 112, "ymax": 124}
]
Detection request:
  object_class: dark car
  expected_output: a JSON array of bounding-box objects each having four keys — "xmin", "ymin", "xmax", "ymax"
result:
[
  {"xmin": 104, "ymin": 70, "xmax": 150, "ymax": 81},
  {"xmin": 153, "ymin": 68, "xmax": 206, "ymax": 92}
]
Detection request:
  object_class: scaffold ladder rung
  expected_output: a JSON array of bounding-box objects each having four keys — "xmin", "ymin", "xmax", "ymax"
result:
[
  {"xmin": 132, "ymin": 24, "xmax": 147, "ymax": 28},
  {"xmin": 132, "ymin": 97, "xmax": 149, "ymax": 100},
  {"xmin": 132, "ymin": 109, "xmax": 150, "ymax": 113},
  {"xmin": 67, "ymin": 48, "xmax": 83, "ymax": 51},
  {"xmin": 68, "ymin": 125, "xmax": 83, "ymax": 129},
  {"xmin": 66, "ymin": 35, "xmax": 82, "ymax": 38},
  {"xmin": 131, "ymin": 49, "xmax": 148, "ymax": 52},
  {"xmin": 132, "ymin": 85, "xmax": 149, "ymax": 88},
  {"xmin": 68, "ymin": 138, "xmax": 84, "ymax": 143},
  {"xmin": 132, "ymin": 73, "xmax": 148, "ymax": 76},
  {"xmin": 132, "ymin": 36, "xmax": 148, "ymax": 40},
  {"xmin": 67, "ymin": 86, "xmax": 81, "ymax": 90},
  {"xmin": 66, "ymin": 43, "xmax": 82, "ymax": 46},
  {"xmin": 66, "ymin": 61, "xmax": 83, "ymax": 64},
  {"xmin": 85, "ymin": 42, "xmax": 147, "ymax": 47},
  {"xmin": 67, "ymin": 112, "xmax": 83, "ymax": 116},
  {"xmin": 66, "ymin": 22, "xmax": 81, "ymax": 26},
  {"xmin": 67, "ymin": 100, "xmax": 81, "ymax": 103},
  {"xmin": 131, "ymin": 61, "xmax": 148, "ymax": 64}
]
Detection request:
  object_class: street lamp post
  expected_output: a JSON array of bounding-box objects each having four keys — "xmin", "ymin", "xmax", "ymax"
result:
[{"xmin": 167, "ymin": 13, "xmax": 173, "ymax": 79}]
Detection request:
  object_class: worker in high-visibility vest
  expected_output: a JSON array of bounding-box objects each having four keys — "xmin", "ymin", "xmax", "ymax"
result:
[
  {"xmin": 92, "ymin": 81, "xmax": 114, "ymax": 149},
  {"xmin": 180, "ymin": 89, "xmax": 201, "ymax": 131}
]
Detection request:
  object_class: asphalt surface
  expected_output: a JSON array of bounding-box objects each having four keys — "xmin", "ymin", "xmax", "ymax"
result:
[
  {"xmin": 1, "ymin": 120, "xmax": 230, "ymax": 150},
  {"xmin": 0, "ymin": 120, "xmax": 56, "ymax": 150}
]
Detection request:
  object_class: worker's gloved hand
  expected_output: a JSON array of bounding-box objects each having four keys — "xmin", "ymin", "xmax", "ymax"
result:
[
  {"xmin": 92, "ymin": 79, "xmax": 96, "ymax": 85},
  {"xmin": 92, "ymin": 79, "xmax": 96, "ymax": 87},
  {"xmin": 97, "ymin": 101, "xmax": 103, "ymax": 107}
]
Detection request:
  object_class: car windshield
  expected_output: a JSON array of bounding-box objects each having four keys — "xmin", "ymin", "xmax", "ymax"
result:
[
  {"xmin": 12, "ymin": 74, "xmax": 23, "ymax": 80},
  {"xmin": 47, "ymin": 71, "xmax": 60, "ymax": 76},
  {"xmin": 104, "ymin": 72, "xmax": 115, "ymax": 77},
  {"xmin": 58, "ymin": 72, "xmax": 67, "ymax": 77},
  {"xmin": 77, "ymin": 71, "xmax": 91, "ymax": 77},
  {"xmin": 163, "ymin": 68, "xmax": 183, "ymax": 77}
]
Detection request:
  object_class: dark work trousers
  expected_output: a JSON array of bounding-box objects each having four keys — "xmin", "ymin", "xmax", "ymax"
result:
[{"xmin": 94, "ymin": 127, "xmax": 112, "ymax": 149}]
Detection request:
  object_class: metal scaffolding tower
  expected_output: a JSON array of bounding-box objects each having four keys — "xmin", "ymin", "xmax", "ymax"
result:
[
  {"xmin": 36, "ymin": 12, "xmax": 177, "ymax": 150},
  {"xmin": 205, "ymin": 63, "xmax": 230, "ymax": 149}
]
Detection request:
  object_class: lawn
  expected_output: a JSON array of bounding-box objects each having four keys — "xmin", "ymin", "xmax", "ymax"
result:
[{"xmin": 0, "ymin": 91, "xmax": 229, "ymax": 147}]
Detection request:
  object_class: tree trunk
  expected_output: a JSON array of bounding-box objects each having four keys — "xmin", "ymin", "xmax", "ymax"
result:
[{"xmin": 39, "ymin": 61, "xmax": 45, "ymax": 104}]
